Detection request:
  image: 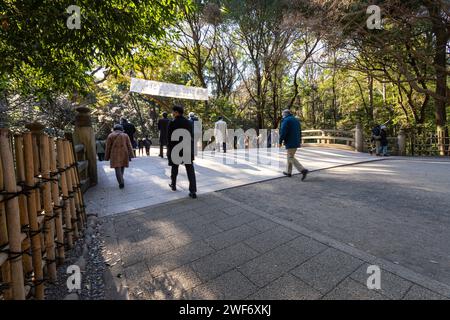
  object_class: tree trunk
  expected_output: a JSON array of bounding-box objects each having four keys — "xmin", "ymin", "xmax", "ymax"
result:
[
  {"xmin": 368, "ymin": 75, "xmax": 375, "ymax": 122},
  {"xmin": 433, "ymin": 23, "xmax": 448, "ymax": 155}
]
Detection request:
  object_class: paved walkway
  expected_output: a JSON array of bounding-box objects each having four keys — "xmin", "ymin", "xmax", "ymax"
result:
[
  {"xmin": 85, "ymin": 147, "xmax": 382, "ymax": 217},
  {"xmin": 97, "ymin": 155, "xmax": 450, "ymax": 300}
]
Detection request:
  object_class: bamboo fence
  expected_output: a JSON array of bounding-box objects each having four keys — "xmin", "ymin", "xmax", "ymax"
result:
[{"xmin": 0, "ymin": 126, "xmax": 86, "ymax": 300}]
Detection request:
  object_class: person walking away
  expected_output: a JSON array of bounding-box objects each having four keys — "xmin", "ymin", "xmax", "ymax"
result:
[
  {"xmin": 121, "ymin": 118, "xmax": 137, "ymax": 150},
  {"xmin": 158, "ymin": 112, "xmax": 170, "ymax": 158},
  {"xmin": 168, "ymin": 105, "xmax": 197, "ymax": 199},
  {"xmin": 279, "ymin": 109, "xmax": 309, "ymax": 181},
  {"xmin": 96, "ymin": 139, "xmax": 105, "ymax": 161},
  {"xmin": 137, "ymin": 138, "xmax": 144, "ymax": 156},
  {"xmin": 105, "ymin": 124, "xmax": 134, "ymax": 189},
  {"xmin": 143, "ymin": 136, "xmax": 152, "ymax": 156},
  {"xmin": 371, "ymin": 124, "xmax": 382, "ymax": 156},
  {"xmin": 214, "ymin": 116, "xmax": 227, "ymax": 153},
  {"xmin": 379, "ymin": 125, "xmax": 389, "ymax": 156},
  {"xmin": 188, "ymin": 112, "xmax": 202, "ymax": 156}
]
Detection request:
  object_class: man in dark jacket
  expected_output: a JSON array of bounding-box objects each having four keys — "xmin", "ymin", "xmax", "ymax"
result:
[
  {"xmin": 168, "ymin": 105, "xmax": 197, "ymax": 199},
  {"xmin": 158, "ymin": 112, "xmax": 170, "ymax": 158},
  {"xmin": 279, "ymin": 109, "xmax": 308, "ymax": 181},
  {"xmin": 120, "ymin": 118, "xmax": 137, "ymax": 149}
]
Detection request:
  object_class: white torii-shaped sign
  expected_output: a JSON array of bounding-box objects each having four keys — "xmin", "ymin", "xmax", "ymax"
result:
[{"xmin": 130, "ymin": 78, "xmax": 209, "ymax": 101}]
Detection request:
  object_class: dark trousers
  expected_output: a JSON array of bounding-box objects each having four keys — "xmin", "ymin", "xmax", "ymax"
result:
[
  {"xmin": 216, "ymin": 142, "xmax": 227, "ymax": 153},
  {"xmin": 115, "ymin": 167, "xmax": 125, "ymax": 185},
  {"xmin": 171, "ymin": 164, "xmax": 197, "ymax": 193},
  {"xmin": 145, "ymin": 147, "xmax": 150, "ymax": 156},
  {"xmin": 159, "ymin": 144, "xmax": 167, "ymax": 157},
  {"xmin": 98, "ymin": 153, "xmax": 105, "ymax": 161}
]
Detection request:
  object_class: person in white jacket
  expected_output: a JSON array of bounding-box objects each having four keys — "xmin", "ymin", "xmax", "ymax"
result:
[
  {"xmin": 188, "ymin": 112, "xmax": 202, "ymax": 156},
  {"xmin": 214, "ymin": 116, "xmax": 227, "ymax": 153}
]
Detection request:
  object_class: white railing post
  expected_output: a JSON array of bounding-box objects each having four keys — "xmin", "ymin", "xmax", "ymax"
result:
[
  {"xmin": 355, "ymin": 123, "xmax": 364, "ymax": 152},
  {"xmin": 397, "ymin": 129, "xmax": 406, "ymax": 156}
]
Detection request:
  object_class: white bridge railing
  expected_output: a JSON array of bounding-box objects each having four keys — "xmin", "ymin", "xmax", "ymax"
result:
[{"xmin": 301, "ymin": 129, "xmax": 355, "ymax": 151}]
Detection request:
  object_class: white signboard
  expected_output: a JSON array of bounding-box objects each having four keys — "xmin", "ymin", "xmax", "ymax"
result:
[{"xmin": 130, "ymin": 78, "xmax": 209, "ymax": 101}]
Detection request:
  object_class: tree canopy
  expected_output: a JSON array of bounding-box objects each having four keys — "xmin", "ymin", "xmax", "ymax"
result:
[{"xmin": 1, "ymin": 0, "xmax": 449, "ymax": 154}]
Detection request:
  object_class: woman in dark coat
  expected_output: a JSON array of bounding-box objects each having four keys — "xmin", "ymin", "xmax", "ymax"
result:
[{"xmin": 167, "ymin": 105, "xmax": 197, "ymax": 198}]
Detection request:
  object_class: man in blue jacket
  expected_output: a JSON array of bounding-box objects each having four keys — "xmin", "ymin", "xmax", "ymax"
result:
[{"xmin": 279, "ymin": 109, "xmax": 309, "ymax": 181}]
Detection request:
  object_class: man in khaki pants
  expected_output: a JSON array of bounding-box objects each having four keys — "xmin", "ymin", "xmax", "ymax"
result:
[{"xmin": 279, "ymin": 109, "xmax": 309, "ymax": 181}]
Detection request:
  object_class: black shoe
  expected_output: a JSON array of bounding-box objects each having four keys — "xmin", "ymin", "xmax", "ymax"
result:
[
  {"xmin": 189, "ymin": 193, "xmax": 197, "ymax": 199},
  {"xmin": 119, "ymin": 183, "xmax": 124, "ymax": 189},
  {"xmin": 301, "ymin": 169, "xmax": 309, "ymax": 181},
  {"xmin": 169, "ymin": 183, "xmax": 176, "ymax": 191},
  {"xmin": 283, "ymin": 172, "xmax": 292, "ymax": 177}
]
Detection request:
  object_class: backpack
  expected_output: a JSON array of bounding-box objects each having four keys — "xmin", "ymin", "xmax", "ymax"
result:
[
  {"xmin": 143, "ymin": 139, "xmax": 152, "ymax": 148},
  {"xmin": 371, "ymin": 126, "xmax": 381, "ymax": 141}
]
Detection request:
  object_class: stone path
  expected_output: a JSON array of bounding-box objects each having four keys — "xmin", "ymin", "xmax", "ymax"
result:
[
  {"xmin": 85, "ymin": 147, "xmax": 383, "ymax": 217},
  {"xmin": 98, "ymin": 157, "xmax": 450, "ymax": 300}
]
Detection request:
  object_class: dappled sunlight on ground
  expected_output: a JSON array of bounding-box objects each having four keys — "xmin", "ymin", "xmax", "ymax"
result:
[{"xmin": 85, "ymin": 147, "xmax": 384, "ymax": 217}]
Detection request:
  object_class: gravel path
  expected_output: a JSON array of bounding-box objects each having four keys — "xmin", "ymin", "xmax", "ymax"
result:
[{"xmin": 45, "ymin": 216, "xmax": 108, "ymax": 300}]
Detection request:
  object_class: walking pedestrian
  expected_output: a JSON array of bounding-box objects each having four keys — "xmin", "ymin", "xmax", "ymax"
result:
[
  {"xmin": 143, "ymin": 136, "xmax": 152, "ymax": 156},
  {"xmin": 379, "ymin": 125, "xmax": 389, "ymax": 156},
  {"xmin": 168, "ymin": 105, "xmax": 197, "ymax": 199},
  {"xmin": 96, "ymin": 139, "xmax": 106, "ymax": 161},
  {"xmin": 279, "ymin": 109, "xmax": 309, "ymax": 181},
  {"xmin": 121, "ymin": 118, "xmax": 137, "ymax": 150},
  {"xmin": 188, "ymin": 112, "xmax": 202, "ymax": 156},
  {"xmin": 371, "ymin": 124, "xmax": 382, "ymax": 156},
  {"xmin": 158, "ymin": 112, "xmax": 170, "ymax": 158},
  {"xmin": 214, "ymin": 116, "xmax": 227, "ymax": 153},
  {"xmin": 105, "ymin": 124, "xmax": 134, "ymax": 189},
  {"xmin": 137, "ymin": 138, "xmax": 144, "ymax": 156}
]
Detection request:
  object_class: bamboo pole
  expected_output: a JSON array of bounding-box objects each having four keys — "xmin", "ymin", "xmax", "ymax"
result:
[
  {"xmin": 0, "ymin": 129, "xmax": 26, "ymax": 300},
  {"xmin": 39, "ymin": 134, "xmax": 57, "ymax": 282},
  {"xmin": 31, "ymin": 134, "xmax": 46, "ymax": 264},
  {"xmin": 56, "ymin": 139, "xmax": 74, "ymax": 249},
  {"xmin": 0, "ymin": 140, "xmax": 13, "ymax": 300},
  {"xmin": 65, "ymin": 141, "xmax": 84, "ymax": 230},
  {"xmin": 32, "ymin": 135, "xmax": 43, "ymax": 222},
  {"xmin": 49, "ymin": 138, "xmax": 65, "ymax": 264},
  {"xmin": 23, "ymin": 132, "xmax": 44, "ymax": 299},
  {"xmin": 62, "ymin": 141, "xmax": 79, "ymax": 240},
  {"xmin": 69, "ymin": 142, "xmax": 87, "ymax": 220},
  {"xmin": 13, "ymin": 134, "xmax": 33, "ymax": 275}
]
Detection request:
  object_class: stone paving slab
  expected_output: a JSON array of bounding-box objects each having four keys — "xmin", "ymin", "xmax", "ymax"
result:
[
  {"xmin": 99, "ymin": 159, "xmax": 450, "ymax": 300},
  {"xmin": 290, "ymin": 248, "xmax": 364, "ymax": 294},
  {"xmin": 247, "ymin": 274, "xmax": 322, "ymax": 300},
  {"xmin": 322, "ymin": 278, "xmax": 388, "ymax": 300}
]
